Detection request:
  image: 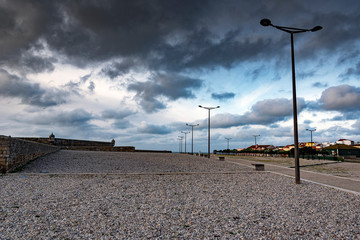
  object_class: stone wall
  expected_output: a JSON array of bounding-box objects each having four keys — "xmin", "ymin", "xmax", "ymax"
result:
[
  {"xmin": 18, "ymin": 135, "xmax": 135, "ymax": 152},
  {"xmin": 0, "ymin": 135, "xmax": 59, "ymax": 173},
  {"xmin": 18, "ymin": 136, "xmax": 115, "ymax": 148}
]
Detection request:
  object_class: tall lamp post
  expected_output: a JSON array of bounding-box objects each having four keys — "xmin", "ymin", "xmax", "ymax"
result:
[
  {"xmin": 186, "ymin": 123, "xmax": 199, "ymax": 155},
  {"xmin": 306, "ymin": 128, "xmax": 316, "ymax": 147},
  {"xmin": 260, "ymin": 18, "xmax": 322, "ymax": 184},
  {"xmin": 225, "ymin": 137, "xmax": 232, "ymax": 150},
  {"xmin": 181, "ymin": 131, "xmax": 190, "ymax": 153},
  {"xmin": 199, "ymin": 105, "xmax": 220, "ymax": 158},
  {"xmin": 253, "ymin": 135, "xmax": 260, "ymax": 147},
  {"xmin": 178, "ymin": 136, "xmax": 183, "ymax": 153}
]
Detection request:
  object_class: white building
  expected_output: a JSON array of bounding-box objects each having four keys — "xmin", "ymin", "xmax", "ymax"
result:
[{"xmin": 336, "ymin": 139, "xmax": 354, "ymax": 145}]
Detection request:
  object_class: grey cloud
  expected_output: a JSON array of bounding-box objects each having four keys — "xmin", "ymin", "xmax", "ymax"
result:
[
  {"xmin": 137, "ymin": 123, "xmax": 172, "ymax": 135},
  {"xmin": 312, "ymin": 82, "xmax": 328, "ymax": 88},
  {"xmin": 112, "ymin": 119, "xmax": 131, "ymax": 129},
  {"xmin": 330, "ymin": 112, "xmax": 360, "ymax": 121},
  {"xmin": 0, "ymin": 69, "xmax": 68, "ymax": 107},
  {"xmin": 128, "ymin": 72, "xmax": 203, "ymax": 113},
  {"xmin": 101, "ymin": 59, "xmax": 137, "ymax": 79},
  {"xmin": 352, "ymin": 120, "xmax": 360, "ymax": 129},
  {"xmin": 13, "ymin": 52, "xmax": 56, "ymax": 74},
  {"xmin": 80, "ymin": 73, "xmax": 92, "ymax": 82},
  {"xmin": 88, "ymin": 81, "xmax": 95, "ymax": 92},
  {"xmin": 207, "ymin": 98, "xmax": 306, "ymax": 128},
  {"xmin": 17, "ymin": 109, "xmax": 93, "ymax": 128},
  {"xmin": 319, "ymin": 85, "xmax": 360, "ymax": 111},
  {"xmin": 338, "ymin": 61, "xmax": 360, "ymax": 80},
  {"xmin": 101, "ymin": 109, "xmax": 135, "ymax": 119},
  {"xmin": 211, "ymin": 92, "xmax": 235, "ymax": 101}
]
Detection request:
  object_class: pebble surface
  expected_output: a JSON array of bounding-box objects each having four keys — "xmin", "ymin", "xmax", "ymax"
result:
[{"xmin": 1, "ymin": 150, "xmax": 359, "ymax": 239}]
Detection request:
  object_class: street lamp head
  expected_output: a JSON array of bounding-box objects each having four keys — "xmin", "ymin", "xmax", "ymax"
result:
[
  {"xmin": 216, "ymin": 106, "xmax": 220, "ymax": 108},
  {"xmin": 198, "ymin": 105, "xmax": 202, "ymax": 108},
  {"xmin": 311, "ymin": 26, "xmax": 322, "ymax": 32},
  {"xmin": 260, "ymin": 18, "xmax": 272, "ymax": 27}
]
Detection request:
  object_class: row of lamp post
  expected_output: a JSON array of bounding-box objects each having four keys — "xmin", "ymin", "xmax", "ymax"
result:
[
  {"xmin": 176, "ymin": 18, "xmax": 322, "ymax": 184},
  {"xmin": 178, "ymin": 105, "xmax": 220, "ymax": 157}
]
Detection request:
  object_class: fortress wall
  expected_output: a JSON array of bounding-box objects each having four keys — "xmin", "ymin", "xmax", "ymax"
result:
[
  {"xmin": 18, "ymin": 137, "xmax": 114, "ymax": 148},
  {"xmin": 0, "ymin": 136, "xmax": 59, "ymax": 173}
]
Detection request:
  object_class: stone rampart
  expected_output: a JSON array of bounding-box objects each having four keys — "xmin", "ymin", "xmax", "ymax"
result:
[
  {"xmin": 18, "ymin": 136, "xmax": 115, "ymax": 148},
  {"xmin": 18, "ymin": 135, "xmax": 135, "ymax": 152},
  {"xmin": 0, "ymin": 135, "xmax": 59, "ymax": 173}
]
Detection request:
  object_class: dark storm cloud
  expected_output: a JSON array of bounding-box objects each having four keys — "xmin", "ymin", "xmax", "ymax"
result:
[
  {"xmin": 319, "ymin": 85, "xmax": 360, "ymax": 111},
  {"xmin": 0, "ymin": 69, "xmax": 68, "ymax": 107},
  {"xmin": 101, "ymin": 59, "xmax": 138, "ymax": 79},
  {"xmin": 1, "ymin": 0, "xmax": 359, "ymax": 76},
  {"xmin": 203, "ymin": 98, "xmax": 306, "ymax": 128},
  {"xmin": 137, "ymin": 123, "xmax": 172, "ymax": 135},
  {"xmin": 0, "ymin": 0, "xmax": 47, "ymax": 60},
  {"xmin": 211, "ymin": 92, "xmax": 235, "ymax": 101},
  {"xmin": 128, "ymin": 72, "xmax": 203, "ymax": 113},
  {"xmin": 9, "ymin": 50, "xmax": 57, "ymax": 74}
]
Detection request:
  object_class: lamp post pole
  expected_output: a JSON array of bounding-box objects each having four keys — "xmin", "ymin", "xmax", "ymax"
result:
[
  {"xmin": 178, "ymin": 136, "xmax": 183, "ymax": 153},
  {"xmin": 199, "ymin": 105, "xmax": 220, "ymax": 158},
  {"xmin": 181, "ymin": 131, "xmax": 190, "ymax": 154},
  {"xmin": 253, "ymin": 135, "xmax": 260, "ymax": 147},
  {"xmin": 186, "ymin": 123, "xmax": 199, "ymax": 155},
  {"xmin": 260, "ymin": 18, "xmax": 322, "ymax": 184},
  {"xmin": 225, "ymin": 137, "xmax": 232, "ymax": 150},
  {"xmin": 306, "ymin": 128, "xmax": 316, "ymax": 147}
]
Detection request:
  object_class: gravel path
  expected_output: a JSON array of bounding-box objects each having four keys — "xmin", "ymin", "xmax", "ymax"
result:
[{"xmin": 1, "ymin": 150, "xmax": 360, "ymax": 239}]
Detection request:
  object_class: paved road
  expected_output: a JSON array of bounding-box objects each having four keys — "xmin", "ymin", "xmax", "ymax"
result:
[{"xmin": 224, "ymin": 157, "xmax": 360, "ymax": 195}]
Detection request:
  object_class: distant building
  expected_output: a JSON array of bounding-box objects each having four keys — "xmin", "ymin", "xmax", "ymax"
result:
[
  {"xmin": 247, "ymin": 145, "xmax": 275, "ymax": 150},
  {"xmin": 336, "ymin": 139, "xmax": 354, "ymax": 145},
  {"xmin": 305, "ymin": 142, "xmax": 316, "ymax": 147},
  {"xmin": 324, "ymin": 144, "xmax": 360, "ymax": 157}
]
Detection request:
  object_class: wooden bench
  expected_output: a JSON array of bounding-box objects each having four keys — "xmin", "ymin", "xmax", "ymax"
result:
[
  {"xmin": 252, "ymin": 163, "xmax": 264, "ymax": 171},
  {"xmin": 219, "ymin": 156, "xmax": 225, "ymax": 161}
]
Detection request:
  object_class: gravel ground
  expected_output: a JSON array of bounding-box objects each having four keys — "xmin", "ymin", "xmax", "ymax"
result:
[
  {"xmin": 1, "ymin": 150, "xmax": 360, "ymax": 239},
  {"xmin": 21, "ymin": 150, "xmax": 250, "ymax": 174}
]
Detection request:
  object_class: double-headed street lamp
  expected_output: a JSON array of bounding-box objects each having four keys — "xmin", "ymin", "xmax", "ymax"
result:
[
  {"xmin": 199, "ymin": 105, "xmax": 220, "ymax": 158},
  {"xmin": 186, "ymin": 123, "xmax": 199, "ymax": 154},
  {"xmin": 181, "ymin": 131, "xmax": 190, "ymax": 153},
  {"xmin": 178, "ymin": 136, "xmax": 183, "ymax": 153},
  {"xmin": 253, "ymin": 135, "xmax": 260, "ymax": 146},
  {"xmin": 306, "ymin": 128, "xmax": 316, "ymax": 147},
  {"xmin": 260, "ymin": 18, "xmax": 322, "ymax": 184},
  {"xmin": 225, "ymin": 137, "xmax": 232, "ymax": 150}
]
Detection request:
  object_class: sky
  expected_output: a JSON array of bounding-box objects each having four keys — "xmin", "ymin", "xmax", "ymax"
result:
[{"xmin": 1, "ymin": 0, "xmax": 360, "ymax": 152}]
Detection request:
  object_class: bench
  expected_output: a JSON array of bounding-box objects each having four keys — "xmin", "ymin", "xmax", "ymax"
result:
[
  {"xmin": 252, "ymin": 163, "xmax": 265, "ymax": 171},
  {"xmin": 219, "ymin": 156, "xmax": 225, "ymax": 161}
]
